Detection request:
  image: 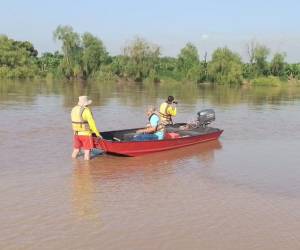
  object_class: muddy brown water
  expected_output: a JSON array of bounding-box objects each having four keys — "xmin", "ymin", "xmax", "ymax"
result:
[{"xmin": 1, "ymin": 80, "xmax": 300, "ymax": 250}]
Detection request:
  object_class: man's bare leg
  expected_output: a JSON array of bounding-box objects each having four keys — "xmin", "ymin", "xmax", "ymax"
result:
[
  {"xmin": 84, "ymin": 150, "xmax": 91, "ymax": 160},
  {"xmin": 72, "ymin": 148, "xmax": 80, "ymax": 158}
]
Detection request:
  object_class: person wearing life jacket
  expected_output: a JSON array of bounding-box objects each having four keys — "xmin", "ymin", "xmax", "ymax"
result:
[
  {"xmin": 71, "ymin": 96, "xmax": 101, "ymax": 160},
  {"xmin": 134, "ymin": 106, "xmax": 165, "ymax": 141},
  {"xmin": 159, "ymin": 95, "xmax": 177, "ymax": 125}
]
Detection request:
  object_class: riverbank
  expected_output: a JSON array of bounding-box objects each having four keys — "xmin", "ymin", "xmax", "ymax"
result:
[
  {"xmin": 2, "ymin": 29, "xmax": 300, "ymax": 85},
  {"xmin": 2, "ymin": 72, "xmax": 300, "ymax": 88}
]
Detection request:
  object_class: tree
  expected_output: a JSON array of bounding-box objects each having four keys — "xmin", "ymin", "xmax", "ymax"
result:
[
  {"xmin": 13, "ymin": 41, "xmax": 38, "ymax": 57},
  {"xmin": 53, "ymin": 25, "xmax": 82, "ymax": 79},
  {"xmin": 157, "ymin": 57, "xmax": 181, "ymax": 80},
  {"xmin": 122, "ymin": 37, "xmax": 160, "ymax": 82},
  {"xmin": 247, "ymin": 40, "xmax": 256, "ymax": 65},
  {"xmin": 0, "ymin": 35, "xmax": 39, "ymax": 79},
  {"xmin": 38, "ymin": 51, "xmax": 63, "ymax": 77},
  {"xmin": 82, "ymin": 32, "xmax": 108, "ymax": 77},
  {"xmin": 285, "ymin": 63, "xmax": 300, "ymax": 79},
  {"xmin": 109, "ymin": 55, "xmax": 127, "ymax": 77},
  {"xmin": 254, "ymin": 45, "xmax": 270, "ymax": 76},
  {"xmin": 208, "ymin": 47, "xmax": 243, "ymax": 84},
  {"xmin": 247, "ymin": 41, "xmax": 270, "ymax": 77},
  {"xmin": 270, "ymin": 52, "xmax": 286, "ymax": 77},
  {"xmin": 176, "ymin": 42, "xmax": 205, "ymax": 82},
  {"xmin": 177, "ymin": 43, "xmax": 199, "ymax": 73}
]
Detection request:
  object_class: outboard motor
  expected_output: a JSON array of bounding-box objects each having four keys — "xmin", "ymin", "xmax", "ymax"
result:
[{"xmin": 197, "ymin": 109, "xmax": 215, "ymax": 127}]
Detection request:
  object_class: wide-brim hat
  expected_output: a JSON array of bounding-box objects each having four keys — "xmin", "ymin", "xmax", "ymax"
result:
[{"xmin": 78, "ymin": 96, "xmax": 92, "ymax": 106}]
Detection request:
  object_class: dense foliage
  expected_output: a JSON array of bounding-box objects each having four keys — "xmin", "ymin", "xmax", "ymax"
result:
[
  {"xmin": 1, "ymin": 25, "xmax": 300, "ymax": 84},
  {"xmin": 0, "ymin": 35, "xmax": 39, "ymax": 78},
  {"xmin": 53, "ymin": 25, "xmax": 109, "ymax": 79},
  {"xmin": 208, "ymin": 47, "xmax": 243, "ymax": 84}
]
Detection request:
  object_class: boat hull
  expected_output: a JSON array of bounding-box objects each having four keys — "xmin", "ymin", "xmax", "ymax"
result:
[{"xmin": 93, "ymin": 128, "xmax": 223, "ymax": 157}]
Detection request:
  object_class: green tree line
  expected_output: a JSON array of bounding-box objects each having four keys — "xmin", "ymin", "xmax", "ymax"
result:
[{"xmin": 1, "ymin": 25, "xmax": 300, "ymax": 84}]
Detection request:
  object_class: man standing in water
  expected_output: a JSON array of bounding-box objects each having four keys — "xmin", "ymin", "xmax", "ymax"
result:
[
  {"xmin": 159, "ymin": 95, "xmax": 177, "ymax": 125},
  {"xmin": 71, "ymin": 96, "xmax": 101, "ymax": 160}
]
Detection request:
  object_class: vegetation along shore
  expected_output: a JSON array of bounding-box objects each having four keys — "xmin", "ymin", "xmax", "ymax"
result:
[{"xmin": 1, "ymin": 25, "xmax": 300, "ymax": 86}]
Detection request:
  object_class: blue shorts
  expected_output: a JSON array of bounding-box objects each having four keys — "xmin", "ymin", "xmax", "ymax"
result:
[{"xmin": 133, "ymin": 134, "xmax": 159, "ymax": 141}]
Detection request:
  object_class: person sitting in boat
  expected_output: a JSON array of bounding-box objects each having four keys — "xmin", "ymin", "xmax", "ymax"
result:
[
  {"xmin": 134, "ymin": 106, "xmax": 165, "ymax": 141},
  {"xmin": 159, "ymin": 95, "xmax": 177, "ymax": 125},
  {"xmin": 71, "ymin": 96, "xmax": 102, "ymax": 160}
]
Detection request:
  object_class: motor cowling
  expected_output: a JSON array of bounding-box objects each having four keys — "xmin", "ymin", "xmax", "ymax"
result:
[{"xmin": 197, "ymin": 109, "xmax": 215, "ymax": 126}]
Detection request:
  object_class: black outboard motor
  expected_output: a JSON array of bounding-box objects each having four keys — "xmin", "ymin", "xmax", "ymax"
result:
[{"xmin": 197, "ymin": 109, "xmax": 215, "ymax": 127}]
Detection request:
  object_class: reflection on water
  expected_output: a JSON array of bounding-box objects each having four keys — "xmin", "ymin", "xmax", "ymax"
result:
[
  {"xmin": 71, "ymin": 141, "xmax": 222, "ymax": 219},
  {"xmin": 1, "ymin": 80, "xmax": 300, "ymax": 250},
  {"xmin": 1, "ymin": 80, "xmax": 300, "ymax": 108},
  {"xmin": 72, "ymin": 163, "xmax": 99, "ymax": 220},
  {"xmin": 88, "ymin": 140, "xmax": 221, "ymax": 179}
]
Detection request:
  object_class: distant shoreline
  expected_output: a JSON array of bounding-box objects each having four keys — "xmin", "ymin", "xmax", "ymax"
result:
[{"xmin": 1, "ymin": 25, "xmax": 300, "ymax": 85}]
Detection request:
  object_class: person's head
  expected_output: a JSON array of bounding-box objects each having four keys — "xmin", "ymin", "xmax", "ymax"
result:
[
  {"xmin": 78, "ymin": 96, "xmax": 92, "ymax": 107},
  {"xmin": 167, "ymin": 95, "xmax": 177, "ymax": 104},
  {"xmin": 146, "ymin": 106, "xmax": 156, "ymax": 117}
]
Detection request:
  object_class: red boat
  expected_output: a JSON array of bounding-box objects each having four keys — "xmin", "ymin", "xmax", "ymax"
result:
[
  {"xmin": 93, "ymin": 109, "xmax": 223, "ymax": 156},
  {"xmin": 93, "ymin": 124, "xmax": 223, "ymax": 157}
]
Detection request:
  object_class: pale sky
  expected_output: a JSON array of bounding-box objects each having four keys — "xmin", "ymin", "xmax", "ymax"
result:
[{"xmin": 1, "ymin": 0, "xmax": 300, "ymax": 62}]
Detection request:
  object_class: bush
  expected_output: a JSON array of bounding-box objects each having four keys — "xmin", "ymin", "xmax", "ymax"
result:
[
  {"xmin": 93, "ymin": 65, "xmax": 118, "ymax": 81},
  {"xmin": 208, "ymin": 47, "xmax": 243, "ymax": 85},
  {"xmin": 251, "ymin": 76, "xmax": 284, "ymax": 86}
]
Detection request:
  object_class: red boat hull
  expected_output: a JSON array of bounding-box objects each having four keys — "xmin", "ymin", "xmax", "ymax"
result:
[{"xmin": 93, "ymin": 129, "xmax": 223, "ymax": 157}]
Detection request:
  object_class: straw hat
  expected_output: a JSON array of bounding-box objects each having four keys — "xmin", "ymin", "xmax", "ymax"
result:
[{"xmin": 78, "ymin": 96, "xmax": 92, "ymax": 106}]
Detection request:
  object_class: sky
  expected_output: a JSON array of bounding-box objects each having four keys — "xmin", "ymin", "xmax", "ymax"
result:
[{"xmin": 1, "ymin": 0, "xmax": 300, "ymax": 62}]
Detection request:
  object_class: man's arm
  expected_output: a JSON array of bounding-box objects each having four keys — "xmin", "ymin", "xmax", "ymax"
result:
[
  {"xmin": 84, "ymin": 108, "xmax": 101, "ymax": 137},
  {"xmin": 167, "ymin": 105, "xmax": 177, "ymax": 116},
  {"xmin": 136, "ymin": 126, "xmax": 156, "ymax": 134},
  {"xmin": 136, "ymin": 115, "xmax": 159, "ymax": 134}
]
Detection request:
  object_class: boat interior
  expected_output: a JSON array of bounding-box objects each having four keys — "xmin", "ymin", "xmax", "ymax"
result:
[{"xmin": 99, "ymin": 123, "xmax": 221, "ymax": 142}]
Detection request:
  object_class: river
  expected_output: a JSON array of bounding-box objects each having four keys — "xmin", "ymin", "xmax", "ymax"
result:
[{"xmin": 1, "ymin": 80, "xmax": 300, "ymax": 250}]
